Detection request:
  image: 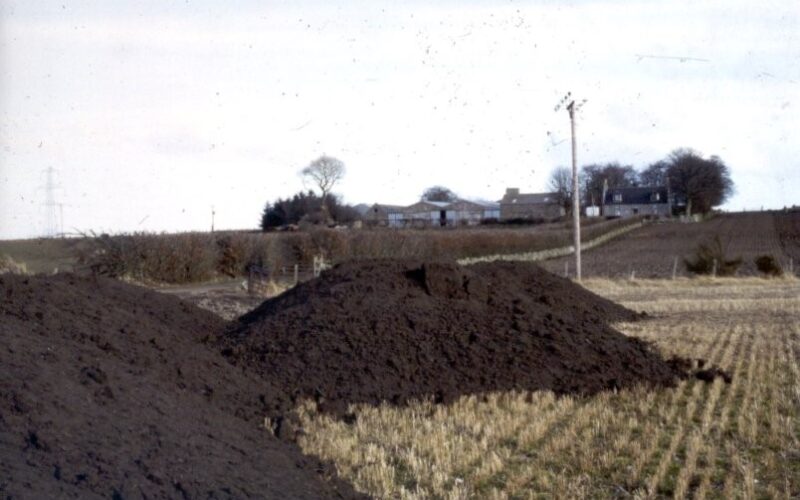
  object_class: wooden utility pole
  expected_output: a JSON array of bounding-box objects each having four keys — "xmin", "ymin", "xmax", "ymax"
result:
[{"xmin": 555, "ymin": 92, "xmax": 586, "ymax": 281}]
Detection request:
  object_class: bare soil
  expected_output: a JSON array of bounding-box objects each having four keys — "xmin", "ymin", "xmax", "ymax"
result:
[
  {"xmin": 542, "ymin": 212, "xmax": 798, "ymax": 278},
  {"xmin": 218, "ymin": 260, "xmax": 702, "ymax": 424},
  {"xmin": 0, "ymin": 273, "xmax": 362, "ymax": 499}
]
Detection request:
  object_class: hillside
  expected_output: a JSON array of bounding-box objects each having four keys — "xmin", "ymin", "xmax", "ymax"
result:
[{"xmin": 540, "ymin": 211, "xmax": 799, "ymax": 278}]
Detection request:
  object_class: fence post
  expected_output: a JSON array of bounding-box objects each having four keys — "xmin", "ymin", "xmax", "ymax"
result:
[
  {"xmin": 790, "ymin": 258, "xmax": 794, "ymax": 276},
  {"xmin": 672, "ymin": 256, "xmax": 678, "ymax": 280},
  {"xmin": 564, "ymin": 261, "xmax": 569, "ymax": 278},
  {"xmin": 294, "ymin": 264, "xmax": 299, "ymax": 285},
  {"xmin": 712, "ymin": 259, "xmax": 717, "ymax": 278},
  {"xmin": 630, "ymin": 269, "xmax": 635, "ymax": 281}
]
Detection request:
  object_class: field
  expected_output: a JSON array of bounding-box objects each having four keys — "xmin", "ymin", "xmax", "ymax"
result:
[
  {"xmin": 0, "ymin": 218, "xmax": 638, "ymax": 283},
  {"xmin": 0, "ymin": 237, "xmax": 83, "ymax": 274},
  {"xmin": 295, "ymin": 278, "xmax": 800, "ymax": 498},
  {"xmin": 3, "ymin": 213, "xmax": 800, "ymax": 498},
  {"xmin": 541, "ymin": 212, "xmax": 799, "ymax": 279}
]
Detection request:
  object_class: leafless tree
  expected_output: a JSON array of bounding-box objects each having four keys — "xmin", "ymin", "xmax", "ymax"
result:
[
  {"xmin": 640, "ymin": 160, "xmax": 669, "ymax": 187},
  {"xmin": 421, "ymin": 185, "xmax": 458, "ymax": 202},
  {"xmin": 301, "ymin": 156, "xmax": 346, "ymax": 201},
  {"xmin": 547, "ymin": 166, "xmax": 573, "ymax": 212}
]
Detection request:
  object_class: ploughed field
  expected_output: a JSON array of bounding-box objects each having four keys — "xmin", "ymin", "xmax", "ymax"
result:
[
  {"xmin": 297, "ymin": 278, "xmax": 800, "ymax": 498},
  {"xmin": 541, "ymin": 211, "xmax": 799, "ymax": 278}
]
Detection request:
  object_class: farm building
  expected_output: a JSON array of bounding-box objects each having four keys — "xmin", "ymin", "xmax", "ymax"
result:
[
  {"xmin": 365, "ymin": 199, "xmax": 500, "ymax": 228},
  {"xmin": 602, "ymin": 186, "xmax": 672, "ymax": 218},
  {"xmin": 500, "ymin": 188, "xmax": 565, "ymax": 221},
  {"xmin": 364, "ymin": 204, "xmax": 407, "ymax": 227}
]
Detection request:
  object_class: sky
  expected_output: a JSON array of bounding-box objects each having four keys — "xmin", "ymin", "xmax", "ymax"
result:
[{"xmin": 0, "ymin": 0, "xmax": 798, "ymax": 239}]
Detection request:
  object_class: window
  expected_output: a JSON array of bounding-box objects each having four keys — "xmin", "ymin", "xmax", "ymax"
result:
[
  {"xmin": 613, "ymin": 193, "xmax": 623, "ymax": 202},
  {"xmin": 651, "ymin": 192, "xmax": 661, "ymax": 202},
  {"xmin": 483, "ymin": 209, "xmax": 500, "ymax": 219}
]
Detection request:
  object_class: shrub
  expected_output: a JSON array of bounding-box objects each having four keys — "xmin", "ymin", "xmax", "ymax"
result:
[
  {"xmin": 215, "ymin": 234, "xmax": 253, "ymax": 277},
  {"xmin": 754, "ymin": 255, "xmax": 783, "ymax": 277},
  {"xmin": 0, "ymin": 254, "xmax": 27, "ymax": 274},
  {"xmin": 684, "ymin": 236, "xmax": 742, "ymax": 276},
  {"xmin": 261, "ymin": 191, "xmax": 359, "ymax": 229}
]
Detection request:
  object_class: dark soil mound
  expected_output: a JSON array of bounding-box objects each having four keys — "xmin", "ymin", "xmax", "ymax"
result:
[
  {"xmin": 0, "ymin": 274, "xmax": 361, "ymax": 499},
  {"xmin": 219, "ymin": 260, "xmax": 689, "ymax": 420}
]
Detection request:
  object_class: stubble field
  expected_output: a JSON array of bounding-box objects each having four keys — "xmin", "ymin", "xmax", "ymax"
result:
[{"xmin": 295, "ymin": 278, "xmax": 800, "ymax": 499}]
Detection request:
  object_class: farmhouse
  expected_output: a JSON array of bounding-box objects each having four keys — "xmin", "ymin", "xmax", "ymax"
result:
[
  {"xmin": 602, "ymin": 186, "xmax": 672, "ymax": 218},
  {"xmin": 500, "ymin": 188, "xmax": 565, "ymax": 221}
]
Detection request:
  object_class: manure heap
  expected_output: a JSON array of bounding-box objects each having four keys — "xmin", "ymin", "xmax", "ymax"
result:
[
  {"xmin": 0, "ymin": 274, "xmax": 361, "ymax": 499},
  {"xmin": 220, "ymin": 260, "xmax": 697, "ymax": 419}
]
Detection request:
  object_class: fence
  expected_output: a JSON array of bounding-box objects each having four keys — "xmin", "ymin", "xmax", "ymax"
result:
[
  {"xmin": 457, "ymin": 220, "xmax": 645, "ymax": 266},
  {"xmin": 247, "ymin": 255, "xmax": 330, "ymax": 296}
]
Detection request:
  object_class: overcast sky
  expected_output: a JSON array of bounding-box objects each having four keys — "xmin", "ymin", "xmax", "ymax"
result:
[{"xmin": 1, "ymin": 0, "xmax": 797, "ymax": 238}]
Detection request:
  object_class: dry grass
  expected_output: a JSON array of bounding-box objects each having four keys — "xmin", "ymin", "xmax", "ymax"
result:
[{"xmin": 295, "ymin": 278, "xmax": 800, "ymax": 499}]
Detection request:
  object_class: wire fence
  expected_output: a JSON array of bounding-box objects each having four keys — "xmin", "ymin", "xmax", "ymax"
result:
[{"xmin": 247, "ymin": 255, "xmax": 330, "ymax": 295}]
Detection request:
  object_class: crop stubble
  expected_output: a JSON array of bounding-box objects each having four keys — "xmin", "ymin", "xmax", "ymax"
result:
[{"xmin": 296, "ymin": 278, "xmax": 800, "ymax": 499}]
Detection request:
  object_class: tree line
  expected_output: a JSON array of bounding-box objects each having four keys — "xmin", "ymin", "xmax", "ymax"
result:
[
  {"xmin": 261, "ymin": 156, "xmax": 359, "ymax": 229},
  {"xmin": 548, "ymin": 148, "xmax": 734, "ymax": 216},
  {"xmin": 261, "ymin": 147, "xmax": 735, "ymax": 230}
]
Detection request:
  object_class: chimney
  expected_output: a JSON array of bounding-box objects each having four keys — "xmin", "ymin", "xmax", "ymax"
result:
[{"xmin": 506, "ymin": 188, "xmax": 520, "ymax": 197}]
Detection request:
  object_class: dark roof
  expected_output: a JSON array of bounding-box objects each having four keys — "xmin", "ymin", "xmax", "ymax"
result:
[
  {"xmin": 501, "ymin": 192, "xmax": 559, "ymax": 205},
  {"xmin": 604, "ymin": 186, "xmax": 669, "ymax": 205}
]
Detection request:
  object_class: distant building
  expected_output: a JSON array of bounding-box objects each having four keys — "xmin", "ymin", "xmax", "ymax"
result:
[
  {"xmin": 364, "ymin": 204, "xmax": 407, "ymax": 227},
  {"xmin": 499, "ymin": 188, "xmax": 565, "ymax": 221},
  {"xmin": 602, "ymin": 186, "xmax": 672, "ymax": 218},
  {"xmin": 364, "ymin": 199, "xmax": 500, "ymax": 228}
]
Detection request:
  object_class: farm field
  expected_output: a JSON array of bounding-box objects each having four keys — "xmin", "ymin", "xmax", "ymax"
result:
[
  {"xmin": 541, "ymin": 211, "xmax": 799, "ymax": 279},
  {"xmin": 295, "ymin": 278, "xmax": 800, "ymax": 499},
  {"xmin": 0, "ymin": 237, "xmax": 83, "ymax": 274}
]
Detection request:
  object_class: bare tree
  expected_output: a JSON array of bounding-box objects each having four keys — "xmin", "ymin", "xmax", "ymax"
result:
[
  {"xmin": 301, "ymin": 156, "xmax": 346, "ymax": 201},
  {"xmin": 547, "ymin": 166, "xmax": 573, "ymax": 212},
  {"xmin": 421, "ymin": 185, "xmax": 458, "ymax": 202},
  {"xmin": 640, "ymin": 160, "xmax": 669, "ymax": 187},
  {"xmin": 581, "ymin": 162, "xmax": 638, "ymax": 206}
]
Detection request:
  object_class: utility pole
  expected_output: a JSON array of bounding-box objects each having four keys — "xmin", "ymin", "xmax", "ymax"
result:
[
  {"xmin": 211, "ymin": 206, "xmax": 216, "ymax": 233},
  {"xmin": 555, "ymin": 92, "xmax": 587, "ymax": 281}
]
